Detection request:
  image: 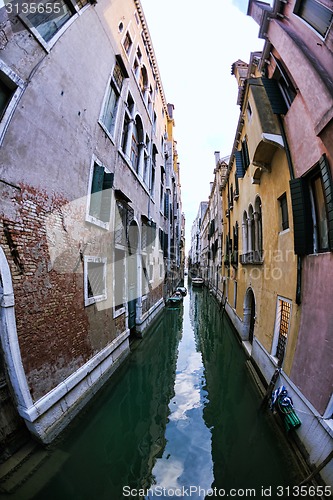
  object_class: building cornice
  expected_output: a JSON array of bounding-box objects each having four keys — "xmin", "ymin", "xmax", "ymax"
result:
[{"xmin": 134, "ymin": 0, "xmax": 169, "ymax": 118}]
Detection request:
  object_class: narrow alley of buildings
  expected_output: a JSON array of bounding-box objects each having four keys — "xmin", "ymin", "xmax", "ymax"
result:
[{"xmin": 0, "ymin": 0, "xmax": 332, "ymax": 496}]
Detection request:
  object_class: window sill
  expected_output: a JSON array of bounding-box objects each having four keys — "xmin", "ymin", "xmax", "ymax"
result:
[
  {"xmin": 85, "ymin": 215, "xmax": 110, "ymax": 231},
  {"xmin": 85, "ymin": 294, "xmax": 107, "ymax": 307},
  {"xmin": 278, "ymin": 228, "xmax": 290, "ymax": 236},
  {"xmin": 98, "ymin": 121, "xmax": 116, "ymax": 145}
]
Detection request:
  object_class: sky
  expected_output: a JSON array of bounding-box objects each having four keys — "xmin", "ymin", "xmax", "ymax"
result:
[{"xmin": 140, "ymin": 0, "xmax": 265, "ymax": 253}]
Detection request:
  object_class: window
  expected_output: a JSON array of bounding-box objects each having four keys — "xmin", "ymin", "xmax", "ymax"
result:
[
  {"xmin": 114, "ymin": 248, "xmax": 125, "ymax": 311},
  {"xmin": 0, "ymin": 61, "xmax": 25, "ymax": 145},
  {"xmin": 0, "ymin": 80, "xmax": 14, "ymax": 121},
  {"xmin": 101, "ymin": 62, "xmax": 125, "ymax": 137},
  {"xmin": 84, "ymin": 256, "xmax": 107, "ymax": 306},
  {"xmin": 273, "ymin": 58, "xmax": 297, "ymax": 108},
  {"xmin": 242, "ymin": 138, "xmax": 250, "ymax": 170},
  {"xmin": 290, "ymin": 154, "xmax": 333, "ymax": 254},
  {"xmin": 279, "ymin": 193, "xmax": 289, "ymax": 231},
  {"xmin": 160, "ymin": 166, "xmax": 165, "ymax": 212},
  {"xmin": 234, "ymin": 138, "xmax": 250, "ymax": 179},
  {"xmin": 240, "ymin": 199, "xmax": 263, "ymax": 264},
  {"xmin": 121, "ymin": 92, "xmax": 134, "ymax": 156},
  {"xmin": 21, "ymin": 0, "xmax": 88, "ymax": 46},
  {"xmin": 123, "ymin": 31, "xmax": 133, "ymax": 56},
  {"xmin": 272, "ymin": 298, "xmax": 292, "ymax": 365},
  {"xmin": 114, "ymin": 201, "xmax": 127, "ymax": 246},
  {"xmin": 247, "ymin": 102, "xmax": 252, "ymax": 121},
  {"xmin": 294, "ymin": 0, "xmax": 333, "ymax": 38},
  {"xmin": 87, "ymin": 159, "xmax": 114, "ymax": 228}
]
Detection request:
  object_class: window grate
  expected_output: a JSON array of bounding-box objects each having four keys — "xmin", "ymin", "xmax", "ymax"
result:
[{"xmin": 276, "ymin": 300, "xmax": 291, "ymax": 362}]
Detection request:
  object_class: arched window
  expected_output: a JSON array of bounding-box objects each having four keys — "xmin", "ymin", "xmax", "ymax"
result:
[
  {"xmin": 254, "ymin": 196, "xmax": 263, "ymax": 257},
  {"xmin": 139, "ymin": 65, "xmax": 148, "ymax": 97},
  {"xmin": 248, "ymin": 204, "xmax": 254, "ymax": 254},
  {"xmin": 131, "ymin": 116, "xmax": 144, "ymax": 173},
  {"xmin": 242, "ymin": 211, "xmax": 248, "ymax": 254}
]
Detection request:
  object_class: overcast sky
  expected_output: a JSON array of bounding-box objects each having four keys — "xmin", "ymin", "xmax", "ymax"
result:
[{"xmin": 140, "ymin": 0, "xmax": 264, "ymax": 253}]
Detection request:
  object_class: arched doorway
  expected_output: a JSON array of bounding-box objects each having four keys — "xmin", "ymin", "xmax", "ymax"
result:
[
  {"xmin": 0, "ymin": 247, "xmax": 31, "ymax": 459},
  {"xmin": 244, "ymin": 288, "xmax": 256, "ymax": 343}
]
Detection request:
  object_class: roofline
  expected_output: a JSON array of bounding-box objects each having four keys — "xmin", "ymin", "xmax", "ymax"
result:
[{"xmin": 134, "ymin": 0, "xmax": 169, "ymax": 118}]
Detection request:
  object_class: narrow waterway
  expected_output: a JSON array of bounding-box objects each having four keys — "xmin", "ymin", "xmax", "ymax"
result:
[{"xmin": 8, "ymin": 284, "xmax": 304, "ymax": 499}]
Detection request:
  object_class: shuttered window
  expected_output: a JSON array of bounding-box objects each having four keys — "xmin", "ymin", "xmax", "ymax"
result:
[
  {"xmin": 89, "ymin": 162, "xmax": 114, "ymax": 225},
  {"xmin": 262, "ymin": 77, "xmax": 289, "ymax": 115},
  {"xmin": 235, "ymin": 150, "xmax": 245, "ymax": 178},
  {"xmin": 294, "ymin": 0, "xmax": 333, "ymax": 38},
  {"xmin": 290, "ymin": 154, "xmax": 333, "ymax": 254}
]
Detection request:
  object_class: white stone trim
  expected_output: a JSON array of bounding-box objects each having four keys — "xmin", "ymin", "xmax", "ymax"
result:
[
  {"xmin": 19, "ymin": 329, "xmax": 129, "ymax": 423},
  {"xmin": 0, "ymin": 247, "xmax": 33, "ymax": 412}
]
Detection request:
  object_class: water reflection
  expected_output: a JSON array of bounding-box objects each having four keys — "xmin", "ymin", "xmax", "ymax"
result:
[
  {"xmin": 16, "ymin": 309, "xmax": 183, "ymax": 500},
  {"xmin": 8, "ymin": 286, "xmax": 303, "ymax": 500},
  {"xmin": 191, "ymin": 288, "xmax": 302, "ymax": 493},
  {"xmin": 148, "ymin": 292, "xmax": 213, "ymax": 498}
]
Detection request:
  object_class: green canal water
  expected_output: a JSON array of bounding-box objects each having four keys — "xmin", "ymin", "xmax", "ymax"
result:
[{"xmin": 11, "ymin": 284, "xmax": 304, "ymax": 499}]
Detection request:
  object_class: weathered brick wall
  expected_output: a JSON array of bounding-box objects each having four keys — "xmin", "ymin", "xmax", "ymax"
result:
[
  {"xmin": 142, "ymin": 282, "xmax": 163, "ymax": 315},
  {"xmin": 0, "ymin": 182, "xmax": 120, "ymax": 401}
]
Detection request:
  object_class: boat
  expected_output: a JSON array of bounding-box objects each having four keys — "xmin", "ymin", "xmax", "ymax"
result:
[
  {"xmin": 176, "ymin": 286, "xmax": 187, "ymax": 296},
  {"xmin": 192, "ymin": 277, "xmax": 204, "ymax": 287},
  {"xmin": 166, "ymin": 291, "xmax": 183, "ymax": 306}
]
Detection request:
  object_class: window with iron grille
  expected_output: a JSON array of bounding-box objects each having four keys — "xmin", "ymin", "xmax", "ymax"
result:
[
  {"xmin": 84, "ymin": 256, "xmax": 107, "ymax": 306},
  {"xmin": 114, "ymin": 201, "xmax": 127, "ymax": 246},
  {"xmin": 272, "ymin": 298, "xmax": 292, "ymax": 364}
]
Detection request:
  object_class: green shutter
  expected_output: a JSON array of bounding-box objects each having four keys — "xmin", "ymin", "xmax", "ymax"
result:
[
  {"xmin": 262, "ymin": 77, "xmax": 288, "ymax": 115},
  {"xmin": 319, "ymin": 154, "xmax": 333, "ymax": 251},
  {"xmin": 242, "ymin": 140, "xmax": 250, "ymax": 169},
  {"xmin": 235, "ymin": 150, "xmax": 245, "ymax": 178},
  {"xmin": 100, "ymin": 172, "xmax": 114, "ymax": 222},
  {"xmin": 89, "ymin": 164, "xmax": 104, "ymax": 219},
  {"xmin": 289, "ymin": 178, "xmax": 313, "ymax": 255}
]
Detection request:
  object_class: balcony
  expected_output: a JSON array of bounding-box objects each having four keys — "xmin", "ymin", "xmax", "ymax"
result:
[
  {"xmin": 246, "ymin": 78, "xmax": 285, "ymax": 183},
  {"xmin": 240, "ymin": 251, "xmax": 263, "ymax": 265}
]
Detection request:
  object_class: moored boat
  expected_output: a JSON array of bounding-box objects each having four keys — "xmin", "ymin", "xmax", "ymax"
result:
[{"xmin": 192, "ymin": 277, "xmax": 204, "ymax": 287}]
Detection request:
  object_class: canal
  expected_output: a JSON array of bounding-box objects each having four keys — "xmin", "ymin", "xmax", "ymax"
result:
[{"xmin": 6, "ymin": 283, "xmax": 304, "ymax": 499}]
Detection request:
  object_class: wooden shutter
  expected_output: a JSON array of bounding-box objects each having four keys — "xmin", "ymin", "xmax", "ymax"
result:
[
  {"xmin": 319, "ymin": 154, "xmax": 333, "ymax": 251},
  {"xmin": 100, "ymin": 171, "xmax": 114, "ymax": 222},
  {"xmin": 89, "ymin": 164, "xmax": 104, "ymax": 219},
  {"xmin": 289, "ymin": 178, "xmax": 313, "ymax": 255},
  {"xmin": 262, "ymin": 77, "xmax": 288, "ymax": 115},
  {"xmin": 235, "ymin": 150, "xmax": 245, "ymax": 178}
]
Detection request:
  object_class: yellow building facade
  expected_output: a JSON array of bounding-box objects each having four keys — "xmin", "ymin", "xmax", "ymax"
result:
[{"xmin": 218, "ymin": 56, "xmax": 300, "ymax": 381}]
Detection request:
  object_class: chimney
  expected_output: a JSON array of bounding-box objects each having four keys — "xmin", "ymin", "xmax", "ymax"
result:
[{"xmin": 214, "ymin": 151, "xmax": 220, "ymax": 165}]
